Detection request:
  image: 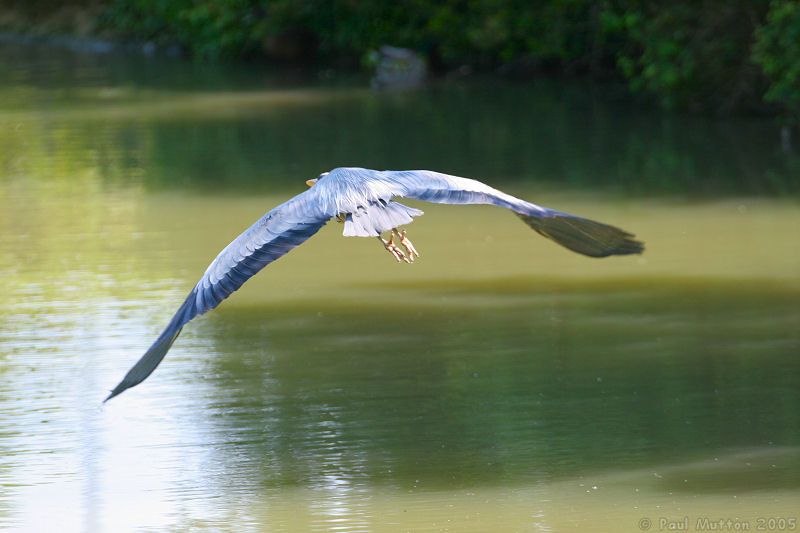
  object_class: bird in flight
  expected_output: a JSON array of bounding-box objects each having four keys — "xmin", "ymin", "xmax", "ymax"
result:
[{"xmin": 105, "ymin": 168, "xmax": 643, "ymax": 401}]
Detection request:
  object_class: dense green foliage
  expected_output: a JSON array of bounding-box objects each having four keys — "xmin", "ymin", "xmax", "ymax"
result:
[
  {"xmin": 6, "ymin": 0, "xmax": 800, "ymax": 116},
  {"xmin": 602, "ymin": 2, "xmax": 768, "ymax": 112},
  {"xmin": 753, "ymin": 0, "xmax": 800, "ymax": 121}
]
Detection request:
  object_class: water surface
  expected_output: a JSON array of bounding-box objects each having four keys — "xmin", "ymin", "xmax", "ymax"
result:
[{"xmin": 0, "ymin": 43, "xmax": 799, "ymax": 532}]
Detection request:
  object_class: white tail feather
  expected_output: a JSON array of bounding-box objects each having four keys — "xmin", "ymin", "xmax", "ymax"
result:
[{"xmin": 343, "ymin": 201, "xmax": 423, "ymax": 237}]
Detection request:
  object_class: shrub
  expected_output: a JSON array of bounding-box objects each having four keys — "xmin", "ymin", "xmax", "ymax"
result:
[{"xmin": 753, "ymin": 0, "xmax": 800, "ymax": 122}]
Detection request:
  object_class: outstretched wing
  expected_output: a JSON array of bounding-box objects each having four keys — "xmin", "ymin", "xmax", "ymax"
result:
[
  {"xmin": 380, "ymin": 169, "xmax": 644, "ymax": 258},
  {"xmin": 105, "ymin": 191, "xmax": 330, "ymax": 401}
]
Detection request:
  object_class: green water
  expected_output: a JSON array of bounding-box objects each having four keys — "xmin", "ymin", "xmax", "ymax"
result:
[{"xmin": 0, "ymin": 43, "xmax": 799, "ymax": 532}]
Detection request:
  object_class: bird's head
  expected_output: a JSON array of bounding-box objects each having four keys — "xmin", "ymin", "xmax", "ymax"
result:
[{"xmin": 306, "ymin": 171, "xmax": 330, "ymax": 188}]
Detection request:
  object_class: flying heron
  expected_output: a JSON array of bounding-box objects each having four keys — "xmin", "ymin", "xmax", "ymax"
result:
[{"xmin": 105, "ymin": 167, "xmax": 643, "ymax": 401}]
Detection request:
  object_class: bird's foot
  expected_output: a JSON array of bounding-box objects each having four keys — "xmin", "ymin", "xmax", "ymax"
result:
[
  {"xmin": 378, "ymin": 235, "xmax": 410, "ymax": 263},
  {"xmin": 393, "ymin": 229, "xmax": 419, "ymax": 261}
]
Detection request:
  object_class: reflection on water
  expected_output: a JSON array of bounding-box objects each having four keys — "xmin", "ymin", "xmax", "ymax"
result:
[
  {"xmin": 1, "ymin": 43, "xmax": 799, "ymax": 531},
  {"xmin": 2, "ymin": 44, "xmax": 798, "ymax": 197}
]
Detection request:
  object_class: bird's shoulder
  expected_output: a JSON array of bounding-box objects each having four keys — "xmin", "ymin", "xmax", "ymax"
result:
[{"xmin": 311, "ymin": 167, "xmax": 399, "ymax": 213}]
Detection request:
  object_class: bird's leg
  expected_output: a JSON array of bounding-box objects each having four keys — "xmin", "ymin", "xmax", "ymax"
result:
[
  {"xmin": 377, "ymin": 235, "xmax": 410, "ymax": 263},
  {"xmin": 392, "ymin": 228, "xmax": 419, "ymax": 261}
]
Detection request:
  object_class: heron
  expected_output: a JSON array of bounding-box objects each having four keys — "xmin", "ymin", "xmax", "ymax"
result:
[{"xmin": 105, "ymin": 167, "xmax": 643, "ymax": 401}]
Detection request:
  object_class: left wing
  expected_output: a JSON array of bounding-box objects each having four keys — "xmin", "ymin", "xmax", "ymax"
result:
[
  {"xmin": 105, "ymin": 191, "xmax": 330, "ymax": 401},
  {"xmin": 381, "ymin": 169, "xmax": 644, "ymax": 257}
]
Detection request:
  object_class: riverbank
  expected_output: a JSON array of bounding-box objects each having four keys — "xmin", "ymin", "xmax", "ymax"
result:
[
  {"xmin": 2, "ymin": 1, "xmax": 798, "ymax": 122},
  {"xmin": 0, "ymin": 3, "xmax": 182, "ymax": 57},
  {"xmin": 0, "ymin": 2, "xmax": 103, "ymax": 39}
]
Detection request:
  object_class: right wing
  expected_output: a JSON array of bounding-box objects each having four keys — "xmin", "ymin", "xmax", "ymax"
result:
[{"xmin": 105, "ymin": 191, "xmax": 330, "ymax": 401}]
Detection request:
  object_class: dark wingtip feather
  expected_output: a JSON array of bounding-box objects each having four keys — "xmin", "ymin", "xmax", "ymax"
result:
[
  {"xmin": 517, "ymin": 211, "xmax": 644, "ymax": 258},
  {"xmin": 103, "ymin": 294, "xmax": 196, "ymax": 402},
  {"xmin": 103, "ymin": 325, "xmax": 183, "ymax": 402}
]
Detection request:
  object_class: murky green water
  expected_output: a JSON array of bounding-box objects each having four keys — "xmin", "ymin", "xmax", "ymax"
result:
[{"xmin": 1, "ymin": 43, "xmax": 799, "ymax": 532}]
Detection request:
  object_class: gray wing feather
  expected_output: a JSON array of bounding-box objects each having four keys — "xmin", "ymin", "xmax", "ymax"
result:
[
  {"xmin": 380, "ymin": 169, "xmax": 644, "ymax": 257},
  {"xmin": 382, "ymin": 169, "xmax": 531, "ymax": 210},
  {"xmin": 105, "ymin": 191, "xmax": 330, "ymax": 401}
]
